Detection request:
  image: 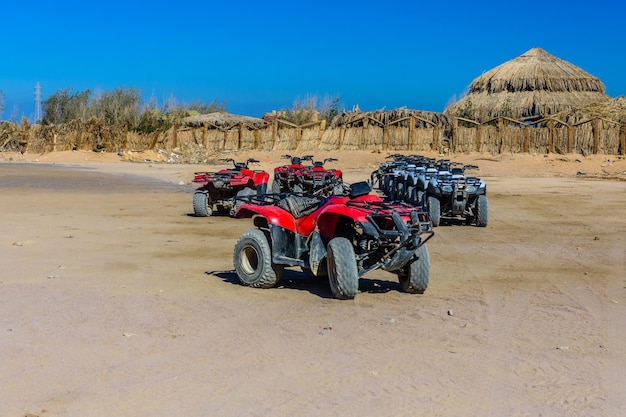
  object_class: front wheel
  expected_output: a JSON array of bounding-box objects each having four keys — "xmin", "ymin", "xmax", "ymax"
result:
[
  {"xmin": 475, "ymin": 195, "xmax": 489, "ymax": 227},
  {"xmin": 327, "ymin": 237, "xmax": 359, "ymax": 300},
  {"xmin": 427, "ymin": 196, "xmax": 440, "ymax": 227},
  {"xmin": 398, "ymin": 244, "xmax": 430, "ymax": 294},
  {"xmin": 193, "ymin": 191, "xmax": 213, "ymax": 217},
  {"xmin": 233, "ymin": 229, "xmax": 283, "ymax": 288}
]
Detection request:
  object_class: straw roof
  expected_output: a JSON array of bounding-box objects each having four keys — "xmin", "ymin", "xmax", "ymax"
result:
[
  {"xmin": 554, "ymin": 95, "xmax": 626, "ymax": 125},
  {"xmin": 181, "ymin": 112, "xmax": 267, "ymax": 129},
  {"xmin": 331, "ymin": 107, "xmax": 449, "ymax": 128},
  {"xmin": 445, "ymin": 47, "xmax": 611, "ymax": 121}
]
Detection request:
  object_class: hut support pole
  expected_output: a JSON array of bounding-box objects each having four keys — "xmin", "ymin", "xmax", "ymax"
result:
[
  {"xmin": 451, "ymin": 118, "xmax": 458, "ymax": 153},
  {"xmin": 361, "ymin": 118, "xmax": 369, "ymax": 150},
  {"xmin": 238, "ymin": 123, "xmax": 244, "ymax": 150},
  {"xmin": 318, "ymin": 120, "xmax": 326, "ymax": 149},
  {"xmin": 620, "ymin": 124, "xmax": 626, "ymax": 156},
  {"xmin": 433, "ymin": 127, "xmax": 439, "ymax": 153},
  {"xmin": 272, "ymin": 120, "xmax": 278, "ymax": 150},
  {"xmin": 202, "ymin": 124, "xmax": 208, "ymax": 148},
  {"xmin": 567, "ymin": 124, "xmax": 574, "ymax": 153},
  {"xmin": 253, "ymin": 129, "xmax": 259, "ymax": 150},
  {"xmin": 593, "ymin": 118, "xmax": 599, "ymax": 154},
  {"xmin": 476, "ymin": 124, "xmax": 482, "ymax": 152},
  {"xmin": 523, "ymin": 125, "xmax": 530, "ymax": 153},
  {"xmin": 382, "ymin": 126, "xmax": 389, "ymax": 151},
  {"xmin": 498, "ymin": 118, "xmax": 504, "ymax": 154},
  {"xmin": 339, "ymin": 125, "xmax": 346, "ymax": 150},
  {"xmin": 408, "ymin": 117, "xmax": 415, "ymax": 151},
  {"xmin": 548, "ymin": 121, "xmax": 554, "ymax": 154}
]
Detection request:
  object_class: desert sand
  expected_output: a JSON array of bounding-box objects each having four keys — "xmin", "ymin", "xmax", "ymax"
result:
[{"xmin": 1, "ymin": 149, "xmax": 625, "ymax": 417}]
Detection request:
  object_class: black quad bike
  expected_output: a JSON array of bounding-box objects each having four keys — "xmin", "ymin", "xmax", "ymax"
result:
[{"xmin": 425, "ymin": 163, "xmax": 488, "ymax": 227}]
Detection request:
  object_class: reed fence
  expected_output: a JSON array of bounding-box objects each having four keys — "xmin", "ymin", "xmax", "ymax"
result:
[{"xmin": 2, "ymin": 114, "xmax": 624, "ymax": 160}]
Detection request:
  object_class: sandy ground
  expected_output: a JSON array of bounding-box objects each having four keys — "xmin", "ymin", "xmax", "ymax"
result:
[{"xmin": 1, "ymin": 150, "xmax": 625, "ymax": 417}]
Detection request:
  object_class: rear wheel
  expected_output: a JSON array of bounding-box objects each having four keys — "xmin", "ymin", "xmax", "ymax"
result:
[
  {"xmin": 193, "ymin": 191, "xmax": 213, "ymax": 217},
  {"xmin": 233, "ymin": 229, "xmax": 283, "ymax": 288},
  {"xmin": 428, "ymin": 196, "xmax": 440, "ymax": 227},
  {"xmin": 398, "ymin": 244, "xmax": 430, "ymax": 294},
  {"xmin": 327, "ymin": 237, "xmax": 359, "ymax": 300},
  {"xmin": 476, "ymin": 195, "xmax": 489, "ymax": 227}
]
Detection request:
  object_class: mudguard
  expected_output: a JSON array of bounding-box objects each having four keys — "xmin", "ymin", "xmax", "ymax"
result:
[
  {"xmin": 236, "ymin": 203, "xmax": 298, "ymax": 233},
  {"xmin": 308, "ymin": 231, "xmax": 327, "ymax": 276}
]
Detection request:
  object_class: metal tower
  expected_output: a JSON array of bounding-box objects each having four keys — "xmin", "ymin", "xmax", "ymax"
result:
[{"xmin": 34, "ymin": 82, "xmax": 42, "ymax": 122}]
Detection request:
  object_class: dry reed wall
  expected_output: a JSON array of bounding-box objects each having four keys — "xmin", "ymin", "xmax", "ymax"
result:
[{"xmin": 3, "ymin": 116, "xmax": 625, "ymax": 158}]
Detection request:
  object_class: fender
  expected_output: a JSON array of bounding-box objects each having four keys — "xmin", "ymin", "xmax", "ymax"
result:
[
  {"xmin": 252, "ymin": 171, "xmax": 270, "ymax": 186},
  {"xmin": 235, "ymin": 203, "xmax": 298, "ymax": 233}
]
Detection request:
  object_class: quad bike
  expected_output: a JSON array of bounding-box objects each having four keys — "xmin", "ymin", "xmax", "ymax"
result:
[
  {"xmin": 232, "ymin": 181, "xmax": 434, "ymax": 299},
  {"xmin": 425, "ymin": 163, "xmax": 488, "ymax": 227},
  {"xmin": 192, "ymin": 158, "xmax": 269, "ymax": 217},
  {"xmin": 271, "ymin": 154, "xmax": 313, "ymax": 194},
  {"xmin": 299, "ymin": 157, "xmax": 344, "ymax": 196}
]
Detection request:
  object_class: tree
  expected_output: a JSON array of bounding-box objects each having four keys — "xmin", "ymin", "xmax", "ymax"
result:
[
  {"xmin": 42, "ymin": 88, "xmax": 91, "ymax": 125},
  {"xmin": 91, "ymin": 86, "xmax": 141, "ymax": 126}
]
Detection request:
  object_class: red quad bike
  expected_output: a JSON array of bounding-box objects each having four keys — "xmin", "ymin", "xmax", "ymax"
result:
[
  {"xmin": 299, "ymin": 157, "xmax": 344, "ymax": 196},
  {"xmin": 192, "ymin": 158, "xmax": 269, "ymax": 217},
  {"xmin": 232, "ymin": 181, "xmax": 434, "ymax": 300},
  {"xmin": 271, "ymin": 154, "xmax": 313, "ymax": 194}
]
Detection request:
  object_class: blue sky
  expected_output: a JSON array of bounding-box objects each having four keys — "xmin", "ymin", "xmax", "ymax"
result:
[{"xmin": 1, "ymin": 0, "xmax": 625, "ymax": 121}]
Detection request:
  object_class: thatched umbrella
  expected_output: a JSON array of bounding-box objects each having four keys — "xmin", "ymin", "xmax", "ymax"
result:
[{"xmin": 444, "ymin": 47, "xmax": 611, "ymax": 121}]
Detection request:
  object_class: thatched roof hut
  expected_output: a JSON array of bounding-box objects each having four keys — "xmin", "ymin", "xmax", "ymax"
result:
[
  {"xmin": 331, "ymin": 107, "xmax": 449, "ymax": 128},
  {"xmin": 444, "ymin": 47, "xmax": 611, "ymax": 121},
  {"xmin": 181, "ymin": 112, "xmax": 267, "ymax": 129},
  {"xmin": 554, "ymin": 95, "xmax": 626, "ymax": 125}
]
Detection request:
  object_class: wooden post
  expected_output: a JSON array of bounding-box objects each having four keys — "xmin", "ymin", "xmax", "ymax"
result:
[
  {"xmin": 408, "ymin": 116, "xmax": 415, "ymax": 151},
  {"xmin": 498, "ymin": 117, "xmax": 504, "ymax": 154},
  {"xmin": 620, "ymin": 124, "xmax": 626, "ymax": 156},
  {"xmin": 122, "ymin": 124, "xmax": 128, "ymax": 151},
  {"xmin": 548, "ymin": 120, "xmax": 554, "ymax": 154},
  {"xmin": 296, "ymin": 126, "xmax": 302, "ymax": 149},
  {"xmin": 523, "ymin": 125, "xmax": 530, "ymax": 153},
  {"xmin": 432, "ymin": 126, "xmax": 439, "ymax": 152},
  {"xmin": 339, "ymin": 125, "xmax": 346, "ymax": 150},
  {"xmin": 171, "ymin": 124, "xmax": 178, "ymax": 149},
  {"xmin": 318, "ymin": 119, "xmax": 326, "ymax": 149},
  {"xmin": 361, "ymin": 118, "xmax": 369, "ymax": 150},
  {"xmin": 476, "ymin": 124, "xmax": 482, "ymax": 152},
  {"xmin": 238, "ymin": 123, "xmax": 244, "ymax": 150},
  {"xmin": 382, "ymin": 126, "xmax": 389, "ymax": 151},
  {"xmin": 592, "ymin": 118, "xmax": 599, "ymax": 154},
  {"xmin": 149, "ymin": 130, "xmax": 159, "ymax": 150},
  {"xmin": 222, "ymin": 130, "xmax": 227, "ymax": 151},
  {"xmin": 451, "ymin": 118, "xmax": 458, "ymax": 153},
  {"xmin": 567, "ymin": 124, "xmax": 574, "ymax": 153},
  {"xmin": 253, "ymin": 129, "xmax": 259, "ymax": 150},
  {"xmin": 272, "ymin": 119, "xmax": 278, "ymax": 150},
  {"xmin": 202, "ymin": 124, "xmax": 208, "ymax": 148}
]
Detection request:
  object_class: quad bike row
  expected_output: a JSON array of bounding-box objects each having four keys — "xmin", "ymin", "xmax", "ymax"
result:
[
  {"xmin": 370, "ymin": 154, "xmax": 489, "ymax": 227},
  {"xmin": 192, "ymin": 155, "xmax": 343, "ymax": 217},
  {"xmin": 190, "ymin": 156, "xmax": 435, "ymax": 300}
]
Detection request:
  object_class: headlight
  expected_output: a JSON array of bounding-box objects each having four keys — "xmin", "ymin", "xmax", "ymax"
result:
[
  {"xmin": 467, "ymin": 185, "xmax": 477, "ymax": 193},
  {"xmin": 442, "ymin": 185, "xmax": 453, "ymax": 193}
]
